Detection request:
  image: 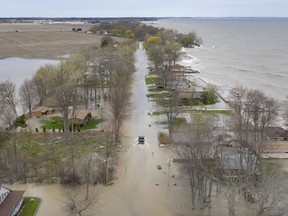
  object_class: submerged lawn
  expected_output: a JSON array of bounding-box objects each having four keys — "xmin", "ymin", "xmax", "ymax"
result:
[
  {"xmin": 41, "ymin": 116, "xmax": 103, "ymax": 130},
  {"xmin": 19, "ymin": 197, "xmax": 41, "ymax": 216}
]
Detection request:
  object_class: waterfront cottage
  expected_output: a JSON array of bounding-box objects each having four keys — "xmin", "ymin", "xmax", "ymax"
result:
[{"xmin": 0, "ymin": 184, "xmax": 25, "ymax": 216}]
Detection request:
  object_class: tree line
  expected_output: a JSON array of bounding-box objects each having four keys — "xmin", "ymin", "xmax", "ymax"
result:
[{"xmin": 90, "ymin": 20, "xmax": 202, "ymax": 47}]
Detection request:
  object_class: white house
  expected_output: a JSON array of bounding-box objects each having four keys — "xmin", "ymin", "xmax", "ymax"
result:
[{"xmin": 0, "ymin": 184, "xmax": 25, "ymax": 216}]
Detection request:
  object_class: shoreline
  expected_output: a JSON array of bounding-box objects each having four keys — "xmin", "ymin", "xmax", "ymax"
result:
[{"xmin": 179, "ymin": 48, "xmax": 231, "ymax": 109}]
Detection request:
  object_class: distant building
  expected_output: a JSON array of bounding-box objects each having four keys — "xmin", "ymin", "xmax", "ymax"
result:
[{"xmin": 0, "ymin": 184, "xmax": 25, "ymax": 216}]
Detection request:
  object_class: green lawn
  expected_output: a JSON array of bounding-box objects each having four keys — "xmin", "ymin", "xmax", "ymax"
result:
[
  {"xmin": 81, "ymin": 118, "xmax": 103, "ymax": 130},
  {"xmin": 19, "ymin": 197, "xmax": 41, "ymax": 216},
  {"xmin": 145, "ymin": 76, "xmax": 161, "ymax": 85},
  {"xmin": 190, "ymin": 109, "xmax": 232, "ymax": 115},
  {"xmin": 41, "ymin": 116, "xmax": 103, "ymax": 131},
  {"xmin": 41, "ymin": 116, "xmax": 62, "ymax": 129},
  {"xmin": 148, "ymin": 88, "xmax": 163, "ymax": 92}
]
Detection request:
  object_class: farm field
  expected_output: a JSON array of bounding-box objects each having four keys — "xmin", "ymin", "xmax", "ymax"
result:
[{"xmin": 0, "ymin": 23, "xmax": 117, "ymax": 60}]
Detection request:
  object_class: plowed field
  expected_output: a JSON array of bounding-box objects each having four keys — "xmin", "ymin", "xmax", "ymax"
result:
[{"xmin": 0, "ymin": 23, "xmax": 116, "ymax": 60}]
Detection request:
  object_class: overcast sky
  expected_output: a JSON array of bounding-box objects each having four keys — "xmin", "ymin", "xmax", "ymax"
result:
[{"xmin": 0, "ymin": 0, "xmax": 287, "ymax": 18}]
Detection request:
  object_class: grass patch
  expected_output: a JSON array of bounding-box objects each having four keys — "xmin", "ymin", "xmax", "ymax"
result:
[
  {"xmin": 146, "ymin": 93, "xmax": 160, "ymax": 98},
  {"xmin": 145, "ymin": 76, "xmax": 161, "ymax": 85},
  {"xmin": 19, "ymin": 197, "xmax": 41, "ymax": 216},
  {"xmin": 151, "ymin": 111, "xmax": 163, "ymax": 116},
  {"xmin": 148, "ymin": 88, "xmax": 163, "ymax": 92},
  {"xmin": 81, "ymin": 118, "xmax": 103, "ymax": 130},
  {"xmin": 41, "ymin": 116, "xmax": 103, "ymax": 131},
  {"xmin": 190, "ymin": 109, "xmax": 232, "ymax": 115},
  {"xmin": 41, "ymin": 116, "xmax": 62, "ymax": 129}
]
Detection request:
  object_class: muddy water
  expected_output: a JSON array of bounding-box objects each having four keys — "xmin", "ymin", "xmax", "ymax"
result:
[
  {"xmin": 9, "ymin": 183, "xmax": 68, "ymax": 215},
  {"xmin": 0, "ymin": 57, "xmax": 59, "ymax": 88},
  {"xmin": 7, "ymin": 47, "xmax": 253, "ymax": 216}
]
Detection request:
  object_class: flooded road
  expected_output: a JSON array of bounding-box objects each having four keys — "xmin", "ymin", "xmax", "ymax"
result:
[
  {"xmin": 9, "ymin": 47, "xmax": 251, "ymax": 216},
  {"xmin": 97, "ymin": 46, "xmax": 180, "ymax": 216}
]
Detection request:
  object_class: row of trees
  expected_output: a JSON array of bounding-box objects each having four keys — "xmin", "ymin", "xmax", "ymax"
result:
[
  {"xmin": 174, "ymin": 87, "xmax": 288, "ymax": 216},
  {"xmin": 91, "ymin": 20, "xmax": 202, "ymax": 47}
]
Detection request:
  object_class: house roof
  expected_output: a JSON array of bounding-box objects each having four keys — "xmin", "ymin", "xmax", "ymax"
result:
[
  {"xmin": 264, "ymin": 127, "xmax": 288, "ymax": 138},
  {"xmin": 177, "ymin": 87, "xmax": 204, "ymax": 93},
  {"xmin": 177, "ymin": 87, "xmax": 195, "ymax": 93},
  {"xmin": 0, "ymin": 189, "xmax": 24, "ymax": 216},
  {"xmin": 32, "ymin": 106, "xmax": 53, "ymax": 113},
  {"xmin": 69, "ymin": 109, "xmax": 90, "ymax": 120},
  {"xmin": 178, "ymin": 92, "xmax": 192, "ymax": 99}
]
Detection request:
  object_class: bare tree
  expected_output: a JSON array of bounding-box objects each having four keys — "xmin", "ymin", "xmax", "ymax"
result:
[
  {"xmin": 175, "ymin": 113, "xmax": 217, "ymax": 209},
  {"xmin": 0, "ymin": 79, "xmax": 18, "ymax": 121},
  {"xmin": 32, "ymin": 65, "xmax": 54, "ymax": 106},
  {"xmin": 158, "ymin": 92, "xmax": 180, "ymax": 138},
  {"xmin": 19, "ymin": 79, "xmax": 38, "ymax": 115},
  {"xmin": 248, "ymin": 164, "xmax": 288, "ymax": 216},
  {"xmin": 107, "ymin": 47, "xmax": 134, "ymax": 145},
  {"xmin": 282, "ymin": 98, "xmax": 288, "ymax": 129},
  {"xmin": 147, "ymin": 44, "xmax": 164, "ymax": 74},
  {"xmin": 163, "ymin": 40, "xmax": 182, "ymax": 67},
  {"xmin": 229, "ymin": 87, "xmax": 279, "ymax": 173},
  {"xmin": 65, "ymin": 190, "xmax": 98, "ymax": 216},
  {"xmin": 45, "ymin": 59, "xmax": 84, "ymax": 175},
  {"xmin": 0, "ymin": 80, "xmax": 19, "ymax": 177}
]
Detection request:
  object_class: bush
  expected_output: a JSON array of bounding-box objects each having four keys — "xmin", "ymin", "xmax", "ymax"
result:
[
  {"xmin": 60, "ymin": 173, "xmax": 81, "ymax": 185},
  {"xmin": 14, "ymin": 114, "xmax": 27, "ymax": 128}
]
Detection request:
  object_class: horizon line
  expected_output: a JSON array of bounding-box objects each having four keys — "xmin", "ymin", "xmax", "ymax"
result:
[{"xmin": 0, "ymin": 16, "xmax": 288, "ymax": 19}]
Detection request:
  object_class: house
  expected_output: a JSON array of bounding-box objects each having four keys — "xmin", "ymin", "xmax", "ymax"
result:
[
  {"xmin": 68, "ymin": 109, "xmax": 92, "ymax": 126},
  {"xmin": 0, "ymin": 184, "xmax": 25, "ymax": 216},
  {"xmin": 177, "ymin": 87, "xmax": 204, "ymax": 103},
  {"xmin": 31, "ymin": 106, "xmax": 54, "ymax": 118},
  {"xmin": 263, "ymin": 127, "xmax": 288, "ymax": 141}
]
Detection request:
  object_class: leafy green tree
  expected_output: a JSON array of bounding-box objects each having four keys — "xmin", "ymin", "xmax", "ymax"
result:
[
  {"xmin": 178, "ymin": 32, "xmax": 203, "ymax": 47},
  {"xmin": 125, "ymin": 29, "xmax": 135, "ymax": 39}
]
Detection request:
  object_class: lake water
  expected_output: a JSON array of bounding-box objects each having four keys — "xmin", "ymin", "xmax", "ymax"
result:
[
  {"xmin": 0, "ymin": 57, "xmax": 59, "ymax": 90},
  {"xmin": 150, "ymin": 18, "xmax": 288, "ymax": 101}
]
